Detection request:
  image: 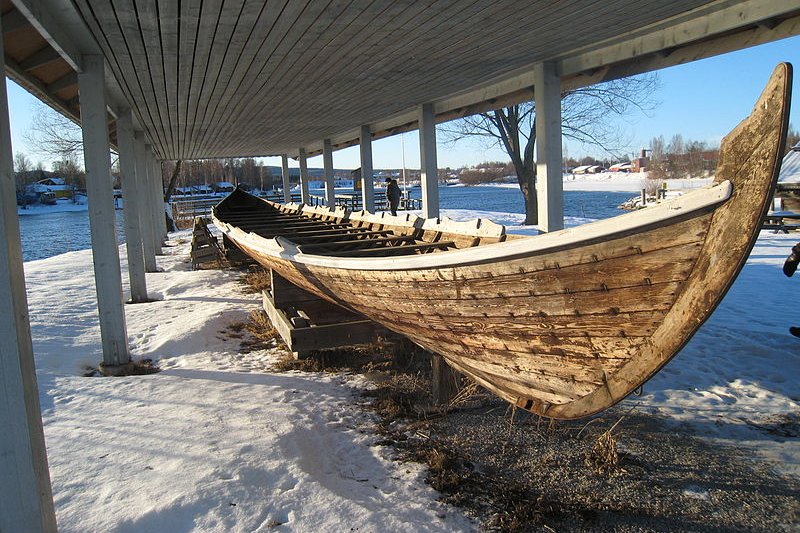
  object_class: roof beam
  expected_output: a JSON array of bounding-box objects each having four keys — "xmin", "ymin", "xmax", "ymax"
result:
[
  {"xmin": 45, "ymin": 71, "xmax": 78, "ymax": 93},
  {"xmin": 3, "ymin": 55, "xmax": 80, "ymax": 122},
  {"xmin": 19, "ymin": 47, "xmax": 61, "ymax": 71},
  {"xmin": 10, "ymin": 0, "xmax": 85, "ymax": 71},
  {"xmin": 557, "ymin": 0, "xmax": 799, "ymax": 77}
]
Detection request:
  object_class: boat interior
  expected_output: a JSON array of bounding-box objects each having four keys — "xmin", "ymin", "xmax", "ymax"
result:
[{"xmin": 214, "ymin": 189, "xmax": 514, "ymax": 258}]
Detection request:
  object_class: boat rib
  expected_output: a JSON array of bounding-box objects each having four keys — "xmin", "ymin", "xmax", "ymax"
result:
[{"xmin": 213, "ymin": 63, "xmax": 792, "ymax": 419}]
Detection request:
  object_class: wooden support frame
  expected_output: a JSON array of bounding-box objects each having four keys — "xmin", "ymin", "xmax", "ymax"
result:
[
  {"xmin": 325, "ymin": 240, "xmax": 455, "ymax": 257},
  {"xmin": 263, "ymin": 270, "xmax": 384, "ymax": 358},
  {"xmin": 298, "ymin": 235, "xmax": 416, "ymax": 253}
]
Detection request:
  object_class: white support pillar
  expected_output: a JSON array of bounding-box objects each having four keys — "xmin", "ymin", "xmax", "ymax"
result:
[
  {"xmin": 0, "ymin": 16, "xmax": 57, "ymax": 530},
  {"xmin": 534, "ymin": 61, "xmax": 564, "ymax": 232},
  {"xmin": 281, "ymin": 154, "xmax": 291, "ymax": 203},
  {"xmin": 78, "ymin": 54, "xmax": 130, "ymax": 367},
  {"xmin": 359, "ymin": 125, "xmax": 374, "ymax": 212},
  {"xmin": 134, "ymin": 134, "xmax": 156, "ymax": 272},
  {"xmin": 154, "ymin": 156, "xmax": 167, "ymax": 239},
  {"xmin": 323, "ymin": 138, "xmax": 335, "ymax": 207},
  {"xmin": 418, "ymin": 103, "xmax": 439, "ymax": 219},
  {"xmin": 298, "ymin": 148, "xmax": 310, "ymax": 204},
  {"xmin": 116, "ymin": 109, "xmax": 148, "ymax": 302},
  {"xmin": 150, "ymin": 152, "xmax": 166, "ymax": 246},
  {"xmin": 145, "ymin": 147, "xmax": 162, "ymax": 255}
]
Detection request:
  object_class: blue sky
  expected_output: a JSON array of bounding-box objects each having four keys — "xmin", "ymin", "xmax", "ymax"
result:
[{"xmin": 7, "ymin": 35, "xmax": 799, "ymax": 171}]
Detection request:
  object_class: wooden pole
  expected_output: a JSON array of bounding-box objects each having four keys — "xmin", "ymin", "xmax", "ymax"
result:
[
  {"xmin": 534, "ymin": 61, "xmax": 564, "ymax": 232},
  {"xmin": 281, "ymin": 154, "xmax": 291, "ymax": 203},
  {"xmin": 323, "ymin": 138, "xmax": 335, "ymax": 207},
  {"xmin": 134, "ymin": 133, "xmax": 157, "ymax": 272},
  {"xmin": 360, "ymin": 125, "xmax": 374, "ymax": 212},
  {"xmin": 299, "ymin": 148, "xmax": 311, "ymax": 205},
  {"xmin": 431, "ymin": 354, "xmax": 460, "ymax": 405},
  {"xmin": 116, "ymin": 109, "xmax": 148, "ymax": 302},
  {"xmin": 0, "ymin": 16, "xmax": 57, "ymax": 529},
  {"xmin": 78, "ymin": 54, "xmax": 131, "ymax": 368},
  {"xmin": 418, "ymin": 103, "xmax": 439, "ymax": 219}
]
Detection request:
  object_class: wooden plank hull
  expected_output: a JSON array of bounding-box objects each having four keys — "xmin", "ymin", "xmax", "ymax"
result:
[{"xmin": 214, "ymin": 64, "xmax": 791, "ymax": 419}]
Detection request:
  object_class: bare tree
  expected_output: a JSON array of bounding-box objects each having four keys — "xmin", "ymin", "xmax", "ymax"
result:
[
  {"xmin": 441, "ymin": 75, "xmax": 659, "ymax": 224},
  {"xmin": 14, "ymin": 152, "xmax": 31, "ymax": 191},
  {"xmin": 25, "ymin": 106, "xmax": 84, "ymax": 160},
  {"xmin": 52, "ymin": 156, "xmax": 85, "ymax": 189}
]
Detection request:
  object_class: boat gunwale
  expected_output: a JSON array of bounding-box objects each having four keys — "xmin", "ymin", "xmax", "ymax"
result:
[{"xmin": 212, "ymin": 180, "xmax": 731, "ymax": 271}]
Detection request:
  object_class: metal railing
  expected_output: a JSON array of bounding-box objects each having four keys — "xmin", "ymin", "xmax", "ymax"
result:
[
  {"xmin": 172, "ymin": 190, "xmax": 424, "ymax": 229},
  {"xmin": 170, "ymin": 192, "xmax": 302, "ymax": 229},
  {"xmin": 308, "ymin": 192, "xmax": 422, "ymax": 212}
]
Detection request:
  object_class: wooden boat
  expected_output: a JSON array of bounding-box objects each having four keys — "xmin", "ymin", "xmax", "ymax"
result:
[{"xmin": 213, "ymin": 64, "xmax": 792, "ymax": 419}]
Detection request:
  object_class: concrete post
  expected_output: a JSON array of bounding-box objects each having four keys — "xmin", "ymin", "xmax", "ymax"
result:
[
  {"xmin": 359, "ymin": 125, "xmax": 374, "ymax": 212},
  {"xmin": 0, "ymin": 16, "xmax": 57, "ymax": 529},
  {"xmin": 153, "ymin": 156, "xmax": 166, "ymax": 239},
  {"xmin": 281, "ymin": 154, "xmax": 291, "ymax": 203},
  {"xmin": 149, "ymin": 152, "xmax": 165, "ymax": 250},
  {"xmin": 298, "ymin": 148, "xmax": 310, "ymax": 205},
  {"xmin": 323, "ymin": 138, "xmax": 335, "ymax": 207},
  {"xmin": 79, "ymin": 54, "xmax": 131, "ymax": 368},
  {"xmin": 418, "ymin": 103, "xmax": 439, "ymax": 219},
  {"xmin": 134, "ymin": 134, "xmax": 157, "ymax": 272},
  {"xmin": 142, "ymin": 144, "xmax": 158, "ymax": 257},
  {"xmin": 116, "ymin": 109, "xmax": 148, "ymax": 302},
  {"xmin": 534, "ymin": 61, "xmax": 564, "ymax": 232}
]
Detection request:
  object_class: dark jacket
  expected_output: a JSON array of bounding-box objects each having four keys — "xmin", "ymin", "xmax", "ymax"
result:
[{"xmin": 387, "ymin": 180, "xmax": 401, "ymax": 205}]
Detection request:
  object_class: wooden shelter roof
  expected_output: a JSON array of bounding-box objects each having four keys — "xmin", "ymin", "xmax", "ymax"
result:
[{"xmin": 4, "ymin": 0, "xmax": 800, "ymax": 160}]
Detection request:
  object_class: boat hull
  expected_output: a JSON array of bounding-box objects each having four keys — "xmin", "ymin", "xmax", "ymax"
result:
[{"xmin": 215, "ymin": 64, "xmax": 791, "ymax": 419}]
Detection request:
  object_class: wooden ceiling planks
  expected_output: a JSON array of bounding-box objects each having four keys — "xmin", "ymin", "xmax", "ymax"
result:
[
  {"xmin": 190, "ymin": 0, "xmax": 302, "ymax": 159},
  {"xmin": 198, "ymin": 0, "xmax": 355, "ymax": 158},
  {"xmin": 211, "ymin": 0, "xmax": 429, "ymax": 158},
  {"xmin": 70, "ymin": 0, "xmax": 720, "ymax": 159}
]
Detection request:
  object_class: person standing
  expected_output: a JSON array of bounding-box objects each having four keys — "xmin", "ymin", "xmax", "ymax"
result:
[
  {"xmin": 783, "ymin": 241, "xmax": 800, "ymax": 337},
  {"xmin": 386, "ymin": 177, "xmax": 401, "ymax": 216}
]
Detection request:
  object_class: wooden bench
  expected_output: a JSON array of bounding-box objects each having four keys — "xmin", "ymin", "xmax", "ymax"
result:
[{"xmin": 762, "ymin": 212, "xmax": 800, "ymax": 233}]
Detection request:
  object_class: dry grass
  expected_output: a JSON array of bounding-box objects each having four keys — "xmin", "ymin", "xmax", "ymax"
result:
[
  {"xmin": 239, "ymin": 268, "xmax": 272, "ymax": 294},
  {"xmin": 582, "ymin": 411, "xmax": 629, "ymax": 475},
  {"xmin": 239, "ymin": 310, "xmax": 282, "ymax": 353},
  {"xmin": 585, "ymin": 429, "xmax": 620, "ymax": 474}
]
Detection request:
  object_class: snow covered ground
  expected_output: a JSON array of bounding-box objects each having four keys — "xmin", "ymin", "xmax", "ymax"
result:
[
  {"xmin": 26, "ymin": 242, "xmax": 472, "ymax": 532},
  {"xmin": 21, "ymin": 209, "xmax": 800, "ymax": 530},
  {"xmin": 17, "ymin": 201, "xmax": 89, "ymax": 215},
  {"xmin": 481, "ymin": 172, "xmax": 714, "ymax": 192}
]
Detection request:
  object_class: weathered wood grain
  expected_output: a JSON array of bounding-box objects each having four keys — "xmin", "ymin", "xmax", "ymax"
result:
[{"xmin": 213, "ymin": 64, "xmax": 789, "ymax": 418}]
